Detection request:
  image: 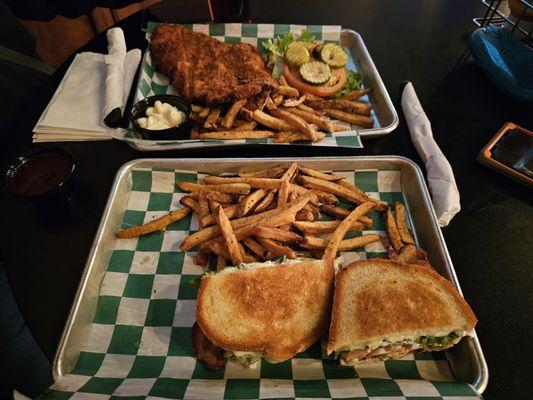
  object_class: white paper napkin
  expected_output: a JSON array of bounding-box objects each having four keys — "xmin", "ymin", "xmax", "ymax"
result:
[
  {"xmin": 401, "ymin": 82, "xmax": 461, "ymax": 227},
  {"xmin": 33, "ymin": 28, "xmax": 141, "ymax": 142}
]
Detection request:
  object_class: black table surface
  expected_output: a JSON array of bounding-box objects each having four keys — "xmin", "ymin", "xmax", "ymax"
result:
[{"xmin": 1, "ymin": 1, "xmax": 532, "ymax": 399}]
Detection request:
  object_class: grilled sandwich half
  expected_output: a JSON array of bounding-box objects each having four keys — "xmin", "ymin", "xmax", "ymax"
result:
[
  {"xmin": 327, "ymin": 259, "xmax": 477, "ymax": 364},
  {"xmin": 196, "ymin": 258, "xmax": 335, "ymax": 367}
]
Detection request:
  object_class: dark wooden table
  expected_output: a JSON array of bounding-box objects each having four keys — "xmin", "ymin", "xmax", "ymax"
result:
[{"xmin": 0, "ymin": 1, "xmax": 531, "ymax": 399}]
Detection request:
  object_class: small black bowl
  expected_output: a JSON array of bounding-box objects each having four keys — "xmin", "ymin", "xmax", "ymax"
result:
[{"xmin": 130, "ymin": 94, "xmax": 192, "ymax": 140}]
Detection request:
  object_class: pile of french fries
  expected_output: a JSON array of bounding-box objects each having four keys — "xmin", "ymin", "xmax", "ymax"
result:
[
  {"xmin": 116, "ymin": 163, "xmax": 416, "ymax": 270},
  {"xmin": 188, "ymin": 77, "xmax": 374, "ymax": 143}
]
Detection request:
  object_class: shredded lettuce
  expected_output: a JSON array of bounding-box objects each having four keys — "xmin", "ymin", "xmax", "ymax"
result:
[
  {"xmin": 417, "ymin": 332, "xmax": 460, "ymax": 348},
  {"xmin": 333, "ymin": 70, "xmax": 363, "ymax": 97},
  {"xmin": 262, "ymin": 29, "xmax": 315, "ymax": 57}
]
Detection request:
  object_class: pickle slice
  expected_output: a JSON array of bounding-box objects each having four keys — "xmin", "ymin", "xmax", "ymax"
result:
[
  {"xmin": 285, "ymin": 42, "xmax": 310, "ymax": 67},
  {"xmin": 299, "ymin": 61, "xmax": 331, "ymax": 84},
  {"xmin": 319, "ymin": 43, "xmax": 348, "ymax": 67}
]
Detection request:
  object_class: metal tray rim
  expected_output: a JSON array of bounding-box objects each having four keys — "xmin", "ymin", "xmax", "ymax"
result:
[{"xmin": 52, "ymin": 156, "xmax": 487, "ymax": 394}]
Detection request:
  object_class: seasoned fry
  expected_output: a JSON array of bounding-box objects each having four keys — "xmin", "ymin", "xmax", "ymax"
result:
[
  {"xmin": 216, "ymin": 255, "xmax": 227, "ymax": 271},
  {"xmin": 331, "ymin": 122, "xmax": 350, "ymax": 132},
  {"xmin": 239, "ymin": 107, "xmax": 254, "ymax": 121},
  {"xmin": 215, "ymin": 206, "xmax": 243, "ymax": 265},
  {"xmin": 254, "ymin": 190, "xmax": 276, "ymax": 212},
  {"xmin": 204, "ymin": 106, "xmax": 221, "ymax": 128},
  {"xmin": 394, "ymin": 201, "xmax": 415, "ymax": 244},
  {"xmin": 198, "ymin": 192, "xmax": 210, "ymax": 223},
  {"xmin": 238, "ymin": 242, "xmax": 257, "ymax": 263},
  {"xmin": 280, "ymin": 162, "xmax": 298, "ymax": 182},
  {"xmin": 117, "ymin": 207, "xmax": 191, "ymax": 238},
  {"xmin": 270, "ymin": 109, "xmax": 317, "ymax": 141},
  {"xmin": 255, "ymin": 226, "xmax": 302, "ymax": 244},
  {"xmin": 279, "ymin": 85, "xmax": 299, "ymax": 97},
  {"xmin": 283, "ymin": 95, "xmax": 307, "ymax": 107},
  {"xmin": 287, "ymin": 108, "xmax": 334, "ymax": 132},
  {"xmin": 221, "ymin": 99, "xmax": 247, "ymax": 129},
  {"xmin": 238, "ymin": 165, "xmax": 287, "ymax": 178},
  {"xmin": 272, "ymin": 94, "xmax": 284, "ymax": 106},
  {"xmin": 198, "ymin": 130, "xmax": 273, "ymax": 140},
  {"xmin": 208, "ymin": 200, "xmax": 221, "ymax": 213},
  {"xmin": 188, "ymin": 190, "xmax": 236, "ymax": 203},
  {"xmin": 203, "ymin": 176, "xmax": 281, "ymax": 189},
  {"xmin": 177, "ymin": 181, "xmax": 251, "ymax": 195},
  {"xmin": 204, "ymin": 239, "xmax": 231, "ymax": 260},
  {"xmin": 302, "ymin": 234, "xmax": 382, "ymax": 251},
  {"xmin": 180, "ymin": 196, "xmax": 201, "ymax": 214},
  {"xmin": 295, "ymin": 208, "xmax": 315, "ymax": 221},
  {"xmin": 242, "ymin": 237, "xmax": 267, "ymax": 259},
  {"xmin": 293, "ymin": 220, "xmax": 365, "ymax": 234},
  {"xmin": 201, "ymin": 203, "xmax": 241, "ymax": 226},
  {"xmin": 312, "ymin": 189, "xmax": 339, "ymax": 204},
  {"xmin": 323, "ymin": 202, "xmax": 376, "ymax": 267},
  {"xmin": 324, "ymin": 109, "xmax": 373, "ymax": 128},
  {"xmin": 297, "ymin": 103, "xmax": 321, "ymax": 114},
  {"xmin": 337, "ymin": 179, "xmax": 366, "ymax": 196},
  {"xmin": 277, "ymin": 179, "xmax": 290, "ymax": 208},
  {"xmin": 339, "ymin": 88, "xmax": 371, "ymax": 100},
  {"xmin": 297, "ymin": 175, "xmax": 382, "ymax": 209},
  {"xmin": 240, "ymin": 189, "xmax": 267, "ymax": 216},
  {"xmin": 319, "ymin": 205, "xmax": 373, "ymax": 227},
  {"xmin": 256, "ymin": 237, "xmax": 296, "ymax": 259},
  {"xmin": 273, "ymin": 131, "xmax": 326, "ymax": 143},
  {"xmin": 299, "ymin": 166, "xmax": 344, "ymax": 181},
  {"xmin": 385, "ymin": 208, "xmax": 403, "ymax": 251},
  {"xmin": 265, "ymin": 95, "xmax": 277, "ymax": 111},
  {"xmin": 306, "ymin": 99, "xmax": 372, "ymax": 115},
  {"xmin": 252, "ymin": 109, "xmax": 294, "ymax": 131},
  {"xmin": 181, "ymin": 193, "xmax": 310, "ymax": 251}
]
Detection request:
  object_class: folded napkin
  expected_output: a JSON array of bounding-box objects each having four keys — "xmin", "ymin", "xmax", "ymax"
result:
[
  {"xmin": 33, "ymin": 28, "xmax": 141, "ymax": 142},
  {"xmin": 401, "ymin": 82, "xmax": 460, "ymax": 227}
]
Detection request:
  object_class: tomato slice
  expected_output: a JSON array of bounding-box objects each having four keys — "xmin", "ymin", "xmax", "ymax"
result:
[{"xmin": 282, "ymin": 64, "xmax": 346, "ymax": 97}]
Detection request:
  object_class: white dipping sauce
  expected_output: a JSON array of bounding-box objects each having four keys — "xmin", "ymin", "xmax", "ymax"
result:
[{"xmin": 137, "ymin": 100, "xmax": 186, "ymax": 130}]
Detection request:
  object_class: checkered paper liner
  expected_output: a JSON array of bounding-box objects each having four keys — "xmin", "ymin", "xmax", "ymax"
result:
[
  {"xmin": 41, "ymin": 167, "xmax": 481, "ymax": 399},
  {"xmin": 117, "ymin": 23, "xmax": 374, "ymax": 151}
]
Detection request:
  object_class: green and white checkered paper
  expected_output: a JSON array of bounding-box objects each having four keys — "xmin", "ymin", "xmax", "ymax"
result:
[
  {"xmin": 120, "ymin": 23, "xmax": 373, "ymax": 151},
  {"xmin": 41, "ymin": 167, "xmax": 480, "ymax": 399}
]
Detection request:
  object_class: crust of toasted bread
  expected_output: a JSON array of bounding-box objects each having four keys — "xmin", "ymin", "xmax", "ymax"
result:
[
  {"xmin": 197, "ymin": 259, "xmax": 334, "ymax": 363},
  {"xmin": 327, "ymin": 259, "xmax": 477, "ymax": 354}
]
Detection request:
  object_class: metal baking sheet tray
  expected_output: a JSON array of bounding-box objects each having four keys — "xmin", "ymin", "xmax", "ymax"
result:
[
  {"xmin": 341, "ymin": 29, "xmax": 398, "ymax": 138},
  {"xmin": 53, "ymin": 156, "xmax": 486, "ymax": 394}
]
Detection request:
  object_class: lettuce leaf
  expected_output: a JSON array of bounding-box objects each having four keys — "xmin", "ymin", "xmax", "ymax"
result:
[
  {"xmin": 262, "ymin": 29, "xmax": 315, "ymax": 57},
  {"xmin": 333, "ymin": 70, "xmax": 363, "ymax": 97}
]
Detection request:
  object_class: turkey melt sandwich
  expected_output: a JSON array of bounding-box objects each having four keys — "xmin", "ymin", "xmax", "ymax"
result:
[
  {"xmin": 326, "ymin": 259, "xmax": 477, "ymax": 364},
  {"xmin": 196, "ymin": 258, "xmax": 335, "ymax": 368}
]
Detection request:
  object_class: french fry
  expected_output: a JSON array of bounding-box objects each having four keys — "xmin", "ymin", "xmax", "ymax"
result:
[
  {"xmin": 192, "ymin": 104, "xmax": 209, "ymax": 114},
  {"xmin": 394, "ymin": 201, "xmax": 415, "ymax": 244},
  {"xmin": 181, "ymin": 193, "xmax": 310, "ymax": 251},
  {"xmin": 319, "ymin": 205, "xmax": 373, "ymax": 227},
  {"xmin": 287, "ymin": 108, "xmax": 334, "ymax": 132},
  {"xmin": 312, "ymin": 189, "xmax": 339, "ymax": 204},
  {"xmin": 277, "ymin": 179, "xmax": 290, "ymax": 208},
  {"xmin": 198, "ymin": 192, "xmax": 210, "ymax": 223},
  {"xmin": 238, "ymin": 242, "xmax": 257, "ymax": 263},
  {"xmin": 299, "ymin": 166, "xmax": 344, "ymax": 181},
  {"xmin": 324, "ymin": 109, "xmax": 373, "ymax": 128},
  {"xmin": 180, "ymin": 196, "xmax": 201, "ymax": 214},
  {"xmin": 339, "ymin": 88, "xmax": 371, "ymax": 100},
  {"xmin": 216, "ymin": 255, "xmax": 227, "ymax": 271},
  {"xmin": 337, "ymin": 179, "xmax": 367, "ymax": 196},
  {"xmin": 221, "ymin": 99, "xmax": 247, "ymax": 129},
  {"xmin": 273, "ymin": 131, "xmax": 326, "ymax": 143},
  {"xmin": 293, "ymin": 220, "xmax": 365, "ymax": 234},
  {"xmin": 255, "ymin": 226, "xmax": 302, "ymax": 244},
  {"xmin": 265, "ymin": 95, "xmax": 277, "ymax": 111},
  {"xmin": 306, "ymin": 203, "xmax": 321, "ymax": 220},
  {"xmin": 270, "ymin": 109, "xmax": 318, "ymax": 141},
  {"xmin": 204, "ymin": 239, "xmax": 231, "ymax": 260},
  {"xmin": 117, "ymin": 207, "xmax": 191, "ymax": 238},
  {"xmin": 278, "ymin": 75, "xmax": 288, "ymax": 86},
  {"xmin": 385, "ymin": 208, "xmax": 403, "ymax": 251},
  {"xmin": 331, "ymin": 122, "xmax": 350, "ymax": 132},
  {"xmin": 208, "ymin": 200, "xmax": 221, "ymax": 213},
  {"xmin": 234, "ymin": 121, "xmax": 258, "ymax": 131},
  {"xmin": 239, "ymin": 107, "xmax": 254, "ymax": 121},
  {"xmin": 242, "ymin": 237, "xmax": 267, "ymax": 259},
  {"xmin": 177, "ymin": 181, "xmax": 251, "ymax": 195},
  {"xmin": 256, "ymin": 237, "xmax": 296, "ymax": 259},
  {"xmin": 238, "ymin": 165, "xmax": 287, "ymax": 178},
  {"xmin": 297, "ymin": 103, "xmax": 321, "ymax": 114},
  {"xmin": 297, "ymin": 175, "xmax": 382, "ymax": 209},
  {"xmin": 282, "ymin": 95, "xmax": 307, "ymax": 108},
  {"xmin": 198, "ymin": 130, "xmax": 273, "ymax": 140},
  {"xmin": 323, "ymin": 202, "xmax": 376, "ymax": 267},
  {"xmin": 188, "ymin": 190, "xmax": 236, "ymax": 204},
  {"xmin": 272, "ymin": 94, "xmax": 284, "ymax": 106},
  {"xmin": 302, "ymin": 234, "xmax": 382, "ymax": 251},
  {"xmin": 306, "ymin": 99, "xmax": 372, "ymax": 115},
  {"xmin": 279, "ymin": 85, "xmax": 299, "ymax": 97},
  {"xmin": 295, "ymin": 208, "xmax": 315, "ymax": 221},
  {"xmin": 198, "ymin": 106, "xmax": 211, "ymax": 118},
  {"xmin": 252, "ymin": 110, "xmax": 294, "ymax": 131},
  {"xmin": 204, "ymin": 106, "xmax": 221, "ymax": 128},
  {"xmin": 215, "ymin": 206, "xmax": 243, "ymax": 265},
  {"xmin": 240, "ymin": 189, "xmax": 267, "ymax": 216},
  {"xmin": 280, "ymin": 162, "xmax": 299, "ymax": 182},
  {"xmin": 254, "ymin": 190, "xmax": 276, "ymax": 212},
  {"xmin": 203, "ymin": 176, "xmax": 281, "ymax": 189},
  {"xmin": 201, "ymin": 203, "xmax": 241, "ymax": 226}
]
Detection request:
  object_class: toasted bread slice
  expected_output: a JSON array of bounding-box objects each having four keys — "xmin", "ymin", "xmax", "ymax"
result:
[
  {"xmin": 327, "ymin": 259, "xmax": 477, "ymax": 355},
  {"xmin": 197, "ymin": 259, "xmax": 334, "ymax": 363}
]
